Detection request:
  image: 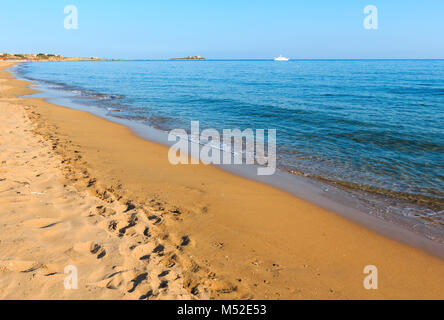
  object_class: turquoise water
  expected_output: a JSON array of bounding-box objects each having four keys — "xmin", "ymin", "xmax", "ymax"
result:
[{"xmin": 17, "ymin": 60, "xmax": 444, "ymax": 236}]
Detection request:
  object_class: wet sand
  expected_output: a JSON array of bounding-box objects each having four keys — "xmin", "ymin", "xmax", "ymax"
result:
[{"xmin": 0, "ymin": 61, "xmax": 443, "ymax": 299}]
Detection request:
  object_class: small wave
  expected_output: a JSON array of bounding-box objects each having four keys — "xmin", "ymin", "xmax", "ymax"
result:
[
  {"xmin": 309, "ymin": 174, "xmax": 444, "ymax": 210},
  {"xmin": 91, "ymin": 93, "xmax": 123, "ymax": 100}
]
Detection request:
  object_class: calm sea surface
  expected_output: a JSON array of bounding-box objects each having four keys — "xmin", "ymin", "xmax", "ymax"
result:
[{"xmin": 17, "ymin": 60, "xmax": 444, "ymax": 239}]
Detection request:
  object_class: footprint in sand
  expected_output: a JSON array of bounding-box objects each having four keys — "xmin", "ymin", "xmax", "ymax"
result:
[
  {"xmin": 139, "ymin": 290, "xmax": 154, "ymax": 300},
  {"xmin": 127, "ymin": 272, "xmax": 148, "ymax": 293},
  {"xmin": 127, "ymin": 242, "xmax": 157, "ymax": 261},
  {"xmin": 73, "ymin": 241, "xmax": 107, "ymax": 259},
  {"xmin": 158, "ymin": 280, "xmax": 168, "ymax": 289},
  {"xmin": 90, "ymin": 243, "xmax": 107, "ymax": 259},
  {"xmin": 158, "ymin": 270, "xmax": 170, "ymax": 278}
]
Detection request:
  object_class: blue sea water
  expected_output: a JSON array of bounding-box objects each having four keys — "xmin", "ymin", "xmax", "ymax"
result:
[{"xmin": 16, "ymin": 60, "xmax": 444, "ymax": 238}]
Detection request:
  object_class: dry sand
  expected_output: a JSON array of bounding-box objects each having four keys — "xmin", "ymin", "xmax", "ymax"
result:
[{"xmin": 0, "ymin": 61, "xmax": 443, "ymax": 300}]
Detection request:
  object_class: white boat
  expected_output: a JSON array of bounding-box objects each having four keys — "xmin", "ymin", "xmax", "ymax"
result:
[{"xmin": 274, "ymin": 55, "xmax": 290, "ymax": 61}]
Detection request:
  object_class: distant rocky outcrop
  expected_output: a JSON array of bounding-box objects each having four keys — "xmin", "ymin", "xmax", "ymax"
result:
[{"xmin": 169, "ymin": 56, "xmax": 207, "ymax": 61}]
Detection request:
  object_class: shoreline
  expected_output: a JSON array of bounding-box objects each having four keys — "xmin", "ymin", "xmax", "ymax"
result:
[
  {"xmin": 12, "ymin": 62, "xmax": 444, "ymax": 256},
  {"xmin": 1, "ymin": 61, "xmax": 444, "ymax": 299}
]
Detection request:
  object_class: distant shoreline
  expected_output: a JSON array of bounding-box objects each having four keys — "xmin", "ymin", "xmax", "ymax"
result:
[
  {"xmin": 3, "ymin": 56, "xmax": 444, "ymax": 63},
  {"xmin": 0, "ymin": 53, "xmax": 125, "ymax": 62}
]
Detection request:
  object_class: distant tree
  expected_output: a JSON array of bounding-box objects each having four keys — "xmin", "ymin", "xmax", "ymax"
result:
[{"xmin": 37, "ymin": 53, "xmax": 50, "ymax": 59}]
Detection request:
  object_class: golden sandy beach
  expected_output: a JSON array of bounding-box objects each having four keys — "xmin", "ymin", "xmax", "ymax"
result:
[{"xmin": 0, "ymin": 61, "xmax": 443, "ymax": 300}]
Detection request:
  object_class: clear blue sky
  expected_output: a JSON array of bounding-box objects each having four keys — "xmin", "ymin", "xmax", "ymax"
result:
[{"xmin": 1, "ymin": 0, "xmax": 443, "ymax": 59}]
